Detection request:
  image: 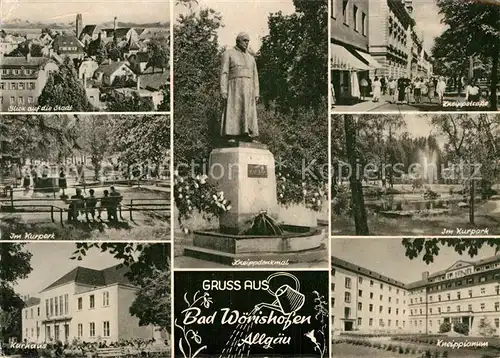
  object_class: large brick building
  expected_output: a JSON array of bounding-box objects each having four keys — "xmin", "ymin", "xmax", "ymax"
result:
[{"xmin": 332, "ymin": 254, "xmax": 500, "ymax": 336}]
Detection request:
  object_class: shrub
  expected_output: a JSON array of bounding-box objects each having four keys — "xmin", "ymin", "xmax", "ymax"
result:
[
  {"xmin": 453, "ymin": 322, "xmax": 469, "ymax": 335},
  {"xmin": 439, "ymin": 322, "xmax": 451, "ymax": 333},
  {"xmin": 441, "ymin": 351, "xmax": 448, "ymax": 358}
]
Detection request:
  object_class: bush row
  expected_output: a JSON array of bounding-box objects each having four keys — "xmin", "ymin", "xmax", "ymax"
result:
[{"xmin": 334, "ymin": 338, "xmax": 450, "ymax": 357}]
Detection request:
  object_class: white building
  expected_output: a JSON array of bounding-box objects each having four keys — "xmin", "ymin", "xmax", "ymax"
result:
[{"xmin": 21, "ymin": 264, "xmax": 163, "ymax": 344}]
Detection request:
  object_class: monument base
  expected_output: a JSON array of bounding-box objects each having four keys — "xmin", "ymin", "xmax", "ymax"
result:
[
  {"xmin": 209, "ymin": 142, "xmax": 278, "ymax": 233},
  {"xmin": 183, "ymin": 224, "xmax": 326, "ymax": 266}
]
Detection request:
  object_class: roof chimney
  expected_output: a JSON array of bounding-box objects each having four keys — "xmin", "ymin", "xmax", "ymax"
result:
[
  {"xmin": 26, "ymin": 52, "xmax": 32, "ymax": 62},
  {"xmin": 114, "ymin": 17, "xmax": 118, "ymax": 31},
  {"xmin": 422, "ymin": 271, "xmax": 429, "ymax": 280}
]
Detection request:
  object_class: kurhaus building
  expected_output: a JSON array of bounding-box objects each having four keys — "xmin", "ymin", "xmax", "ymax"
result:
[
  {"xmin": 332, "ymin": 254, "xmax": 500, "ymax": 336},
  {"xmin": 21, "ymin": 264, "xmax": 164, "ymax": 344}
]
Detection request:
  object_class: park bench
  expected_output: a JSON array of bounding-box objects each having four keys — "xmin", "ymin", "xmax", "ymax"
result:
[{"xmin": 96, "ymin": 347, "xmax": 126, "ymax": 358}]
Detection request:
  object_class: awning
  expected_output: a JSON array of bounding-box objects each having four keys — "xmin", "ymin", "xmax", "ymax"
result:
[
  {"xmin": 354, "ymin": 50, "xmax": 383, "ymax": 69},
  {"xmin": 331, "ymin": 43, "xmax": 371, "ymax": 72}
]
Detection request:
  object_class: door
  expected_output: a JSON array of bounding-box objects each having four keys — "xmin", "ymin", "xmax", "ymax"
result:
[
  {"xmin": 344, "ymin": 321, "xmax": 353, "ymax": 331},
  {"xmin": 64, "ymin": 324, "xmax": 69, "ymax": 343}
]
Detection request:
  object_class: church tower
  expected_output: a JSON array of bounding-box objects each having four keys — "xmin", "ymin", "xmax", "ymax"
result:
[{"xmin": 76, "ymin": 13, "xmax": 83, "ymax": 38}]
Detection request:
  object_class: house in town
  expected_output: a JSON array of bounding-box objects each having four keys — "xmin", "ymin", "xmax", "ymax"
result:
[
  {"xmin": 0, "ymin": 54, "xmax": 59, "ymax": 111},
  {"xmin": 332, "ymin": 254, "xmax": 500, "ymax": 336},
  {"xmin": 94, "ymin": 61, "xmax": 136, "ymax": 86},
  {"xmin": 21, "ymin": 264, "xmax": 164, "ymax": 344},
  {"xmin": 331, "ymin": 0, "xmax": 382, "ymax": 104},
  {"xmin": 51, "ymin": 34, "xmax": 86, "ymax": 60}
]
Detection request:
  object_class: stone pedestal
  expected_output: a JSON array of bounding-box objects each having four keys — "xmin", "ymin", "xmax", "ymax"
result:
[{"xmin": 209, "ymin": 142, "xmax": 277, "ymax": 233}]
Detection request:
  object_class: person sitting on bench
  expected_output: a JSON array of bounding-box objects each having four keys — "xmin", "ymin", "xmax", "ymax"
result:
[
  {"xmin": 98, "ymin": 190, "xmax": 110, "ymax": 220},
  {"xmin": 85, "ymin": 189, "xmax": 98, "ymax": 221},
  {"xmin": 108, "ymin": 186, "xmax": 122, "ymax": 222},
  {"xmin": 68, "ymin": 188, "xmax": 85, "ymax": 221}
]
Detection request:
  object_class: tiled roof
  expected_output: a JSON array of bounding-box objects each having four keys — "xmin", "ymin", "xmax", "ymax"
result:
[
  {"xmin": 95, "ymin": 61, "xmax": 131, "ymax": 76},
  {"xmin": 41, "ymin": 264, "xmax": 130, "ymax": 292},
  {"xmin": 103, "ymin": 28, "xmax": 132, "ymax": 39},
  {"xmin": 80, "ymin": 25, "xmax": 99, "ymax": 38},
  {"xmin": 52, "ymin": 34, "xmax": 85, "ymax": 52},
  {"xmin": 0, "ymin": 56, "xmax": 51, "ymax": 68},
  {"xmin": 24, "ymin": 297, "xmax": 41, "ymax": 308}
]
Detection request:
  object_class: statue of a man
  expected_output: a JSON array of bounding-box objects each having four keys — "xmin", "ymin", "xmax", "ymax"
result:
[{"xmin": 220, "ymin": 32, "xmax": 260, "ymax": 142}]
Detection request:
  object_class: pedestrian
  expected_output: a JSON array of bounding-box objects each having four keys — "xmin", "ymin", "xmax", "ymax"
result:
[
  {"xmin": 427, "ymin": 78, "xmax": 435, "ymax": 104},
  {"xmin": 85, "ymin": 189, "xmax": 98, "ymax": 221},
  {"xmin": 372, "ymin": 76, "xmax": 382, "ymax": 102},
  {"xmin": 360, "ymin": 77, "xmax": 369, "ymax": 100},
  {"xmin": 23, "ymin": 167, "xmax": 30, "ymax": 192},
  {"xmin": 388, "ymin": 78, "xmax": 396, "ymax": 97},
  {"xmin": 405, "ymin": 78, "xmax": 412, "ymax": 104},
  {"xmin": 414, "ymin": 78, "xmax": 422, "ymax": 104},
  {"xmin": 30, "ymin": 165, "xmax": 38, "ymax": 189},
  {"xmin": 397, "ymin": 78, "xmax": 406, "ymax": 104},
  {"xmin": 421, "ymin": 78, "xmax": 428, "ymax": 99},
  {"xmin": 436, "ymin": 76, "xmax": 446, "ymax": 105},
  {"xmin": 380, "ymin": 76, "xmax": 387, "ymax": 95},
  {"xmin": 59, "ymin": 168, "xmax": 67, "ymax": 196},
  {"xmin": 465, "ymin": 80, "xmax": 480, "ymax": 102}
]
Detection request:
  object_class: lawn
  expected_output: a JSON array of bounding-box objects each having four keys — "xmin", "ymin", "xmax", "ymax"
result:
[{"xmin": 332, "ymin": 343, "xmax": 420, "ymax": 358}]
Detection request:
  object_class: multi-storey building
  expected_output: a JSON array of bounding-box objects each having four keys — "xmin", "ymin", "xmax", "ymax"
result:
[
  {"xmin": 408, "ymin": 255, "xmax": 500, "ymax": 336},
  {"xmin": 331, "ymin": 0, "xmax": 382, "ymax": 104},
  {"xmin": 369, "ymin": 0, "xmax": 432, "ymax": 79},
  {"xmin": 0, "ymin": 54, "xmax": 59, "ymax": 111},
  {"xmin": 21, "ymin": 264, "xmax": 163, "ymax": 344},
  {"xmin": 331, "ymin": 256, "xmax": 409, "ymax": 334},
  {"xmin": 332, "ymin": 254, "xmax": 500, "ymax": 337}
]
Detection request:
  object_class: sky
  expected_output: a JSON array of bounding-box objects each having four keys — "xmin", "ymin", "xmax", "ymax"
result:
[
  {"xmin": 13, "ymin": 242, "xmax": 120, "ymax": 297},
  {"xmin": 411, "ymin": 0, "xmax": 446, "ymax": 52},
  {"xmin": 332, "ymin": 238, "xmax": 499, "ymax": 284},
  {"xmin": 1, "ymin": 0, "xmax": 171, "ymax": 24},
  {"xmin": 175, "ymin": 0, "xmax": 295, "ymax": 51}
]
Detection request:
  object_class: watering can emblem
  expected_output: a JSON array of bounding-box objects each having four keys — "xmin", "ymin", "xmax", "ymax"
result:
[{"xmin": 254, "ymin": 272, "xmax": 305, "ymax": 315}]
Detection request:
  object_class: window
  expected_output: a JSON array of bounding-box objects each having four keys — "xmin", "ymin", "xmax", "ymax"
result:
[
  {"xmin": 358, "ymin": 302, "xmax": 362, "ymax": 310},
  {"xmin": 438, "ymin": 295, "xmax": 441, "ymax": 302},
  {"xmin": 45, "ymin": 300, "xmax": 49, "ymax": 317},
  {"xmin": 30, "ymin": 308, "xmax": 33, "ymax": 319},
  {"xmin": 480, "ymin": 276, "xmax": 486, "ymax": 282},
  {"xmin": 357, "ymin": 317, "xmax": 362, "ymax": 326},
  {"xmin": 89, "ymin": 322, "xmax": 95, "ymax": 337},
  {"xmin": 331, "ymin": 298, "xmax": 335, "ymax": 307},
  {"xmin": 447, "ymin": 293, "xmax": 451, "ymax": 301},
  {"xmin": 358, "ymin": 290, "xmax": 362, "ymax": 297},
  {"xmin": 388, "ymin": 307, "xmax": 392, "ymax": 314},
  {"xmin": 47, "ymin": 326, "xmax": 51, "ymax": 340},
  {"xmin": 37, "ymin": 307, "xmax": 40, "ymax": 316},
  {"xmin": 481, "ymin": 303, "xmax": 485, "ymax": 310},
  {"xmin": 438, "ymin": 307, "xmax": 441, "ymax": 313},
  {"xmin": 345, "ymin": 292, "xmax": 351, "ymax": 303},
  {"xmin": 25, "ymin": 310, "xmax": 27, "ymax": 319},
  {"xmin": 410, "ymin": 298, "xmax": 413, "ymax": 304},
  {"xmin": 361, "ymin": 12, "xmax": 367, "ymax": 36},
  {"xmin": 419, "ymin": 309, "xmax": 422, "ymax": 314},
  {"xmin": 457, "ymin": 292, "xmax": 461, "ymax": 299},
  {"xmin": 369, "ymin": 318, "xmax": 373, "ymax": 326},
  {"xmin": 389, "ymin": 297, "xmax": 392, "ymax": 303},
  {"xmin": 396, "ymin": 308, "xmax": 399, "ymax": 314},
  {"xmin": 496, "ymin": 302, "xmax": 499, "ymax": 311},
  {"xmin": 19, "ymin": 82, "xmax": 25, "ymax": 90},
  {"xmin": 468, "ymin": 290, "xmax": 473, "ymax": 298},
  {"xmin": 380, "ymin": 295, "xmax": 383, "ymax": 300},
  {"xmin": 457, "ymin": 305, "xmax": 460, "ymax": 312},
  {"xmin": 358, "ymin": 277, "xmax": 363, "ymax": 284},
  {"xmin": 332, "ymin": 269, "xmax": 336, "ymax": 276},
  {"xmin": 65, "ymin": 294, "xmax": 69, "ymax": 315},
  {"xmin": 0, "ymin": 83, "xmax": 3, "ymax": 90},
  {"xmin": 331, "ymin": 0, "xmax": 336, "ymax": 18},
  {"xmin": 369, "ymin": 304, "xmax": 373, "ymax": 312},
  {"xmin": 379, "ymin": 306, "xmax": 383, "ymax": 313},
  {"xmin": 495, "ymin": 318, "xmax": 500, "ymax": 328},
  {"xmin": 331, "ymin": 283, "xmax": 335, "ymax": 291},
  {"xmin": 90, "ymin": 295, "xmax": 95, "ymax": 309},
  {"xmin": 103, "ymin": 321, "xmax": 110, "ymax": 337},
  {"xmin": 345, "ymin": 277, "xmax": 351, "ymax": 289},
  {"xmin": 380, "ymin": 283, "xmax": 383, "ymax": 290},
  {"xmin": 54, "ymin": 325, "xmax": 59, "ymax": 341},
  {"xmin": 30, "ymin": 82, "xmax": 36, "ymax": 90},
  {"xmin": 353, "ymin": 5, "xmax": 358, "ymax": 31},
  {"xmin": 388, "ymin": 319, "xmax": 391, "ymax": 327},
  {"xmin": 429, "ymin": 308, "xmax": 432, "ymax": 314},
  {"xmin": 370, "ymin": 280, "xmax": 373, "ymax": 287},
  {"xmin": 496, "ymin": 285, "xmax": 499, "ymax": 295},
  {"xmin": 344, "ymin": 307, "xmax": 351, "ymax": 318},
  {"xmin": 447, "ymin": 306, "xmax": 450, "ymax": 312},
  {"xmin": 50, "ymin": 298, "xmax": 54, "ymax": 316},
  {"xmin": 468, "ymin": 304, "xmax": 472, "ymax": 311},
  {"xmin": 78, "ymin": 297, "xmax": 83, "ymax": 310},
  {"xmin": 370, "ymin": 292, "xmax": 373, "ymax": 299},
  {"xmin": 481, "ymin": 288, "xmax": 486, "ymax": 295},
  {"xmin": 78, "ymin": 324, "xmax": 83, "ymax": 337},
  {"xmin": 103, "ymin": 292, "xmax": 109, "ymax": 306},
  {"xmin": 379, "ymin": 319, "xmax": 384, "ymax": 327},
  {"xmin": 10, "ymin": 96, "xmax": 15, "ymax": 104},
  {"xmin": 342, "ymin": 0, "xmax": 349, "ymax": 25},
  {"xmin": 11, "ymin": 82, "xmax": 17, "ymax": 90},
  {"xmin": 55, "ymin": 297, "xmax": 59, "ymax": 316}
]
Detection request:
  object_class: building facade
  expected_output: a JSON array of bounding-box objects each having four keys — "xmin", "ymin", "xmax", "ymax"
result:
[
  {"xmin": 369, "ymin": 0, "xmax": 432, "ymax": 79},
  {"xmin": 331, "ymin": 256, "xmax": 409, "ymax": 334},
  {"xmin": 332, "ymin": 254, "xmax": 500, "ymax": 337},
  {"xmin": 331, "ymin": 0, "xmax": 382, "ymax": 104},
  {"xmin": 0, "ymin": 55, "xmax": 59, "ymax": 111},
  {"xmin": 21, "ymin": 264, "xmax": 160, "ymax": 344}
]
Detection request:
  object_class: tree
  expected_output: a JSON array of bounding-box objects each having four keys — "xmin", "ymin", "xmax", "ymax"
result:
[
  {"xmin": 439, "ymin": 321, "xmax": 451, "ymax": 333},
  {"xmin": 6, "ymin": 42, "xmax": 30, "ymax": 57},
  {"xmin": 0, "ymin": 243, "xmax": 33, "ymax": 343},
  {"xmin": 106, "ymin": 41, "xmax": 122, "ymax": 62},
  {"xmin": 173, "ymin": 7, "xmax": 224, "ymax": 165},
  {"xmin": 78, "ymin": 117, "xmax": 112, "ymax": 180},
  {"xmin": 258, "ymin": 0, "xmax": 328, "ymax": 115},
  {"xmin": 146, "ymin": 40, "xmax": 169, "ymax": 73},
  {"xmin": 30, "ymin": 44, "xmax": 43, "ymax": 57},
  {"xmin": 38, "ymin": 57, "xmax": 94, "ymax": 111},
  {"xmin": 434, "ymin": 0, "xmax": 499, "ymax": 110},
  {"xmin": 106, "ymin": 92, "xmax": 155, "ymax": 112},
  {"xmin": 71, "ymin": 243, "xmax": 171, "ymax": 332},
  {"xmin": 344, "ymin": 115, "xmax": 369, "ymax": 235}
]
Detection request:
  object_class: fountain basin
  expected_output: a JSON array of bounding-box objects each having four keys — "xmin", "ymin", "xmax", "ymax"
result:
[{"xmin": 184, "ymin": 224, "xmax": 326, "ymax": 265}]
